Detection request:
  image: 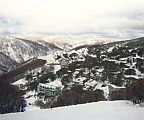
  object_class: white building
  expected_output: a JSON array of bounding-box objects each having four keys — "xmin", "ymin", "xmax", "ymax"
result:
[{"xmin": 37, "ymin": 80, "xmax": 63, "ymax": 96}]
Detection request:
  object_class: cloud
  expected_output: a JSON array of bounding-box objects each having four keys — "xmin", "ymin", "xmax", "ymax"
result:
[
  {"xmin": 0, "ymin": 16, "xmax": 22, "ymax": 27},
  {"xmin": 0, "ymin": 15, "xmax": 24, "ymax": 34},
  {"xmin": 0, "ymin": 0, "xmax": 144, "ymax": 39}
]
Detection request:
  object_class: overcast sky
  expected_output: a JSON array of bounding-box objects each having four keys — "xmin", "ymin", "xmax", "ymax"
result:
[{"xmin": 0, "ymin": 0, "xmax": 144, "ymax": 39}]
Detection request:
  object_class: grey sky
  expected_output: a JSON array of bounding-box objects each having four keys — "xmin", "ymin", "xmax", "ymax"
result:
[{"xmin": 0, "ymin": 0, "xmax": 144, "ymax": 39}]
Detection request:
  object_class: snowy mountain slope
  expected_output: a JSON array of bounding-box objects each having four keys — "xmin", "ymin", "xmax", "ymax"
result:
[
  {"xmin": 0, "ymin": 52, "xmax": 18, "ymax": 70},
  {"xmin": 11, "ymin": 37, "xmax": 144, "ymax": 110},
  {"xmin": 0, "ymin": 101, "xmax": 144, "ymax": 120},
  {"xmin": 0, "ymin": 36, "xmax": 62, "ymax": 71},
  {"xmin": 0, "ymin": 64, "xmax": 7, "ymax": 75},
  {"xmin": 0, "ymin": 34, "xmax": 116, "ymax": 73},
  {"xmin": 1, "ymin": 36, "xmax": 144, "ymax": 115},
  {"xmin": 51, "ymin": 37, "xmax": 144, "ymax": 102}
]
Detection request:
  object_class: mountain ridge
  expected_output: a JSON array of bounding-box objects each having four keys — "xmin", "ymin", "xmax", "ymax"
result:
[
  {"xmin": 0, "ymin": 35, "xmax": 62, "ymax": 73},
  {"xmin": 1, "ymin": 36, "xmax": 144, "ymax": 114}
]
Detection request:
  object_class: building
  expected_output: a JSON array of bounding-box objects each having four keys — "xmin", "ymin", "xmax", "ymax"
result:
[{"xmin": 37, "ymin": 83, "xmax": 61, "ymax": 97}]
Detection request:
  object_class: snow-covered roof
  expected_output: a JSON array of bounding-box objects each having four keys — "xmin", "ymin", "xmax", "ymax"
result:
[
  {"xmin": 12, "ymin": 79, "xmax": 27, "ymax": 85},
  {"xmin": 39, "ymin": 83, "xmax": 58, "ymax": 89}
]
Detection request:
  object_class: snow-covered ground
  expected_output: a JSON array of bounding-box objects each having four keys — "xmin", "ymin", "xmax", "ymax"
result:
[{"xmin": 0, "ymin": 101, "xmax": 144, "ymax": 120}]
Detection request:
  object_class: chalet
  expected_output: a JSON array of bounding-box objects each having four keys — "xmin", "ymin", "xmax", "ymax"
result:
[{"xmin": 37, "ymin": 83, "xmax": 61, "ymax": 97}]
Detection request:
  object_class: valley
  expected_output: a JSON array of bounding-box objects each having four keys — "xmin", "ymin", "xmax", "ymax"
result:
[{"xmin": 0, "ymin": 35, "xmax": 144, "ymax": 114}]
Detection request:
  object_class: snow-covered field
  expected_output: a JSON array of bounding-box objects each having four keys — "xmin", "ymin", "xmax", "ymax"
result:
[{"xmin": 0, "ymin": 101, "xmax": 144, "ymax": 120}]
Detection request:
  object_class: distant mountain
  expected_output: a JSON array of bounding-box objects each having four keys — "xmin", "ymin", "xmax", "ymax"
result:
[
  {"xmin": 0, "ymin": 36, "xmax": 62, "ymax": 72},
  {"xmin": 20, "ymin": 34, "xmax": 116, "ymax": 50},
  {"xmin": 0, "ymin": 34, "xmax": 115, "ymax": 73}
]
